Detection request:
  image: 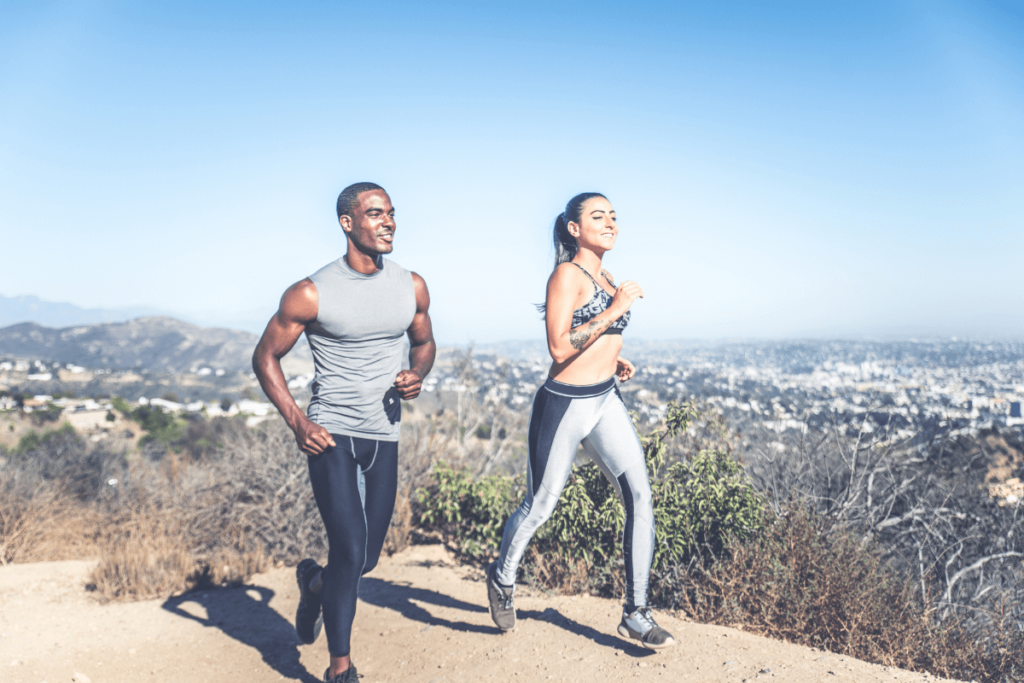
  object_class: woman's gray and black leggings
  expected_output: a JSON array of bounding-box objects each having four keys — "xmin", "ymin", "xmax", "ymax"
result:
[{"xmin": 495, "ymin": 376, "xmax": 655, "ymax": 609}]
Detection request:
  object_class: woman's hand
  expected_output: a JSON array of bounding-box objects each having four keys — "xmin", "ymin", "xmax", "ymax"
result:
[
  {"xmin": 609, "ymin": 280, "xmax": 643, "ymax": 316},
  {"xmin": 616, "ymin": 357, "xmax": 636, "ymax": 382}
]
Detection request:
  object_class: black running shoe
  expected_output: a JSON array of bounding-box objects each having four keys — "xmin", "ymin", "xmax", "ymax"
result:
[
  {"xmin": 295, "ymin": 558, "xmax": 323, "ymax": 644},
  {"xmin": 323, "ymin": 663, "xmax": 358, "ymax": 682},
  {"xmin": 486, "ymin": 561, "xmax": 515, "ymax": 631},
  {"xmin": 617, "ymin": 607, "xmax": 676, "ymax": 650}
]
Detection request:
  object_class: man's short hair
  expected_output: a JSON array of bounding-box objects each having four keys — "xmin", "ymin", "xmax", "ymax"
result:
[{"xmin": 337, "ymin": 182, "xmax": 386, "ymax": 219}]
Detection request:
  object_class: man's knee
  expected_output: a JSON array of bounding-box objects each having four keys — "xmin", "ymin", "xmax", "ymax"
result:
[
  {"xmin": 329, "ymin": 538, "xmax": 366, "ymax": 574},
  {"xmin": 361, "ymin": 554, "xmax": 381, "ymax": 575}
]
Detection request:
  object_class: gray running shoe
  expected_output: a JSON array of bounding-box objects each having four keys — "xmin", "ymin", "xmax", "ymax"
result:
[
  {"xmin": 295, "ymin": 558, "xmax": 323, "ymax": 644},
  {"xmin": 486, "ymin": 561, "xmax": 516, "ymax": 631},
  {"xmin": 617, "ymin": 607, "xmax": 676, "ymax": 650},
  {"xmin": 323, "ymin": 663, "xmax": 358, "ymax": 682}
]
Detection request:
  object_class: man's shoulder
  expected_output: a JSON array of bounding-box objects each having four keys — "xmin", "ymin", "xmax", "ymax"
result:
[
  {"xmin": 309, "ymin": 257, "xmax": 344, "ymax": 282},
  {"xmin": 381, "ymin": 257, "xmax": 416, "ymax": 281},
  {"xmin": 381, "ymin": 257, "xmax": 408, "ymax": 273}
]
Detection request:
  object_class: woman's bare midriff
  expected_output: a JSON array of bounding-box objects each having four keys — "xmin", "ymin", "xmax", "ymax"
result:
[{"xmin": 549, "ymin": 334, "xmax": 622, "ymax": 385}]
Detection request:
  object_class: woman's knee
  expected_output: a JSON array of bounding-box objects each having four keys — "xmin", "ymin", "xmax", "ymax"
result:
[{"xmin": 623, "ymin": 476, "xmax": 653, "ymax": 517}]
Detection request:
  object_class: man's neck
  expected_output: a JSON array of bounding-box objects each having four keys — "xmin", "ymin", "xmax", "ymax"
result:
[{"xmin": 344, "ymin": 248, "xmax": 383, "ymax": 275}]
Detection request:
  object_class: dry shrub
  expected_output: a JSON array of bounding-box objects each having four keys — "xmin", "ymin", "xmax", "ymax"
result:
[
  {"xmin": 0, "ymin": 471, "xmax": 100, "ymax": 564},
  {"xmin": 384, "ymin": 485, "xmax": 415, "ymax": 555},
  {"xmin": 86, "ymin": 423, "xmax": 300, "ymax": 601},
  {"xmin": 89, "ymin": 520, "xmax": 267, "ymax": 602},
  {"xmin": 669, "ymin": 501, "xmax": 1024, "ymax": 683},
  {"xmin": 85, "ymin": 416, "xmax": 450, "ymax": 601},
  {"xmin": 521, "ymin": 549, "xmax": 612, "ymax": 597},
  {"xmin": 190, "ymin": 421, "xmax": 326, "ymax": 564},
  {"xmin": 0, "ymin": 427, "xmax": 116, "ymax": 564},
  {"xmin": 88, "ymin": 503, "xmax": 193, "ymax": 601}
]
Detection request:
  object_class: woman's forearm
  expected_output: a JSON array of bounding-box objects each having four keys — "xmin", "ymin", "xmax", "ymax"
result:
[{"xmin": 549, "ymin": 312, "xmax": 618, "ymax": 364}]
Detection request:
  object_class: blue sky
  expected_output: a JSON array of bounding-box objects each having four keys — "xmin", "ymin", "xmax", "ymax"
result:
[{"xmin": 1, "ymin": 0, "xmax": 1022, "ymax": 343}]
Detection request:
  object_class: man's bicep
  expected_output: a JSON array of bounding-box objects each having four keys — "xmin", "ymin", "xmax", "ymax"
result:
[
  {"xmin": 407, "ymin": 309, "xmax": 434, "ymax": 346},
  {"xmin": 408, "ymin": 273, "xmax": 434, "ymax": 345}
]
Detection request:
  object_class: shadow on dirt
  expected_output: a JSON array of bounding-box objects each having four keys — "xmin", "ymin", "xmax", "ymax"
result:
[
  {"xmin": 162, "ymin": 585, "xmax": 320, "ymax": 683},
  {"xmin": 358, "ymin": 577, "xmax": 653, "ymax": 657}
]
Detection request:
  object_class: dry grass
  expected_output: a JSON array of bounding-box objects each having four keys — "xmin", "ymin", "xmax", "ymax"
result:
[
  {"xmin": 521, "ymin": 549, "xmax": 620, "ymax": 598},
  {"xmin": 0, "ymin": 472, "xmax": 100, "ymax": 564},
  {"xmin": 87, "ymin": 504, "xmax": 194, "ymax": 601},
  {"xmin": 384, "ymin": 484, "xmax": 416, "ymax": 556},
  {"xmin": 0, "ymin": 415, "xmax": 453, "ymax": 601},
  {"xmin": 665, "ymin": 502, "xmax": 1024, "ymax": 683},
  {"xmin": 86, "ymin": 489, "xmax": 271, "ymax": 602}
]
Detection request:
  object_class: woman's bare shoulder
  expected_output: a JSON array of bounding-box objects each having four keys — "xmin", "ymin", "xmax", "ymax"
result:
[
  {"xmin": 546, "ymin": 263, "xmax": 586, "ymax": 302},
  {"xmin": 549, "ymin": 262, "xmax": 582, "ymax": 283}
]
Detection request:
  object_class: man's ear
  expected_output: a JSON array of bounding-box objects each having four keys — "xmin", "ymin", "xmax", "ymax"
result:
[{"xmin": 339, "ymin": 215, "xmax": 351, "ymax": 233}]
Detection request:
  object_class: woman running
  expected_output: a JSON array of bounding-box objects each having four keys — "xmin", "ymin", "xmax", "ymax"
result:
[{"xmin": 485, "ymin": 192, "xmax": 675, "ymax": 649}]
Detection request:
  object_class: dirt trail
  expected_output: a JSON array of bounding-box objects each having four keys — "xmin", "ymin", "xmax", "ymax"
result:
[{"xmin": 0, "ymin": 544, "xmax": 960, "ymax": 683}]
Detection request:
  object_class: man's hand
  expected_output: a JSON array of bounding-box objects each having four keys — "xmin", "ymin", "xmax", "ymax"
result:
[
  {"xmin": 394, "ymin": 369, "xmax": 423, "ymax": 400},
  {"xmin": 293, "ymin": 417, "xmax": 336, "ymax": 456},
  {"xmin": 616, "ymin": 357, "xmax": 636, "ymax": 382}
]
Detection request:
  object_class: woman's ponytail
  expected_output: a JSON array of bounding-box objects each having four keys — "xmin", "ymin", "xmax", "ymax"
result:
[{"xmin": 553, "ymin": 212, "xmax": 578, "ymax": 266}]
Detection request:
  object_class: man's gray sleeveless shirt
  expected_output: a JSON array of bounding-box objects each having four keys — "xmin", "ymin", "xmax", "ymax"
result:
[{"xmin": 305, "ymin": 257, "xmax": 416, "ymax": 441}]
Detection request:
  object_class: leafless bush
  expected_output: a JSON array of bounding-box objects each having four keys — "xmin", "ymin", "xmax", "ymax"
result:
[
  {"xmin": 737, "ymin": 410, "xmax": 1024, "ymax": 679},
  {"xmin": 192, "ymin": 420, "xmax": 326, "ymax": 564},
  {"xmin": 669, "ymin": 500, "xmax": 1023, "ymax": 682},
  {"xmin": 425, "ymin": 347, "xmax": 530, "ymax": 477},
  {"xmin": 0, "ymin": 428, "xmax": 118, "ymax": 564},
  {"xmin": 0, "ymin": 468, "xmax": 99, "ymax": 564}
]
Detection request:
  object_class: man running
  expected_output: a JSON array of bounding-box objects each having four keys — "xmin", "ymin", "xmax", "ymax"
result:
[{"xmin": 253, "ymin": 182, "xmax": 435, "ymax": 683}]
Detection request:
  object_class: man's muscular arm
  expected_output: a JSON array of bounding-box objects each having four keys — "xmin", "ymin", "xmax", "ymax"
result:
[
  {"xmin": 252, "ymin": 279, "xmax": 336, "ymax": 456},
  {"xmin": 394, "ymin": 272, "xmax": 435, "ymax": 400}
]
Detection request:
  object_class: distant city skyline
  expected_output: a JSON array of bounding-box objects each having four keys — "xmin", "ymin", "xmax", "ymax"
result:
[{"xmin": 2, "ymin": 1, "xmax": 1022, "ymax": 343}]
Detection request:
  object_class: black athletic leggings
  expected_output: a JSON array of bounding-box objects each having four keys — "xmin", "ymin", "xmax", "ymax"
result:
[{"xmin": 307, "ymin": 435, "xmax": 398, "ymax": 657}]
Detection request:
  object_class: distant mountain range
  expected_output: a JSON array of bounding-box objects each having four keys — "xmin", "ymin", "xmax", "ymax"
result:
[
  {"xmin": 0, "ymin": 316, "xmax": 312, "ymax": 374},
  {"xmin": 0, "ymin": 294, "xmax": 274, "ymax": 335},
  {"xmin": 0, "ymin": 294, "xmax": 164, "ymax": 329}
]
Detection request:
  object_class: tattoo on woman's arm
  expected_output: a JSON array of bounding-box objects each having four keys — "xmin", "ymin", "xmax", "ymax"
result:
[
  {"xmin": 570, "ymin": 318, "xmax": 612, "ymax": 351},
  {"xmin": 570, "ymin": 329, "xmax": 590, "ymax": 350}
]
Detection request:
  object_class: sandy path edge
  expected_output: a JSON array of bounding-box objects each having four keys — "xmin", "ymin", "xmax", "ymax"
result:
[{"xmin": 0, "ymin": 544, "xmax": 959, "ymax": 683}]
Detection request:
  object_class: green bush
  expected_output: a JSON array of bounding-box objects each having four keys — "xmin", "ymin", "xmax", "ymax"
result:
[
  {"xmin": 417, "ymin": 461, "xmax": 523, "ymax": 559},
  {"xmin": 132, "ymin": 405, "xmax": 185, "ymax": 448},
  {"xmin": 13, "ymin": 422, "xmax": 77, "ymax": 455},
  {"xmin": 417, "ymin": 399, "xmax": 766, "ymax": 596},
  {"xmin": 111, "ymin": 397, "xmax": 132, "ymax": 417}
]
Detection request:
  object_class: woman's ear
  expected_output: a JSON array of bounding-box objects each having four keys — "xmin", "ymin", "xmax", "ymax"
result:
[{"xmin": 567, "ymin": 221, "xmax": 580, "ymax": 238}]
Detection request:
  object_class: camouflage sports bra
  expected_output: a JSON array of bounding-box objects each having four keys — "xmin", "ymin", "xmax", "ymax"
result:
[{"xmin": 569, "ymin": 263, "xmax": 630, "ymax": 335}]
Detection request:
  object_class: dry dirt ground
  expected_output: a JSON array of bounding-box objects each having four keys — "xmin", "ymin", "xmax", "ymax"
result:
[{"xmin": 1, "ymin": 544, "xmax": 960, "ymax": 683}]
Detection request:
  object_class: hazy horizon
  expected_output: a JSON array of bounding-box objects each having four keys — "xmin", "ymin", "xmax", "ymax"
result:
[
  {"xmin": 3, "ymin": 292, "xmax": 1023, "ymax": 347},
  {"xmin": 2, "ymin": 1, "xmax": 1022, "ymax": 343}
]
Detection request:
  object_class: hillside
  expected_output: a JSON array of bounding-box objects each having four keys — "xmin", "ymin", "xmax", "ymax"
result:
[{"xmin": 0, "ymin": 316, "xmax": 311, "ymax": 374}]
